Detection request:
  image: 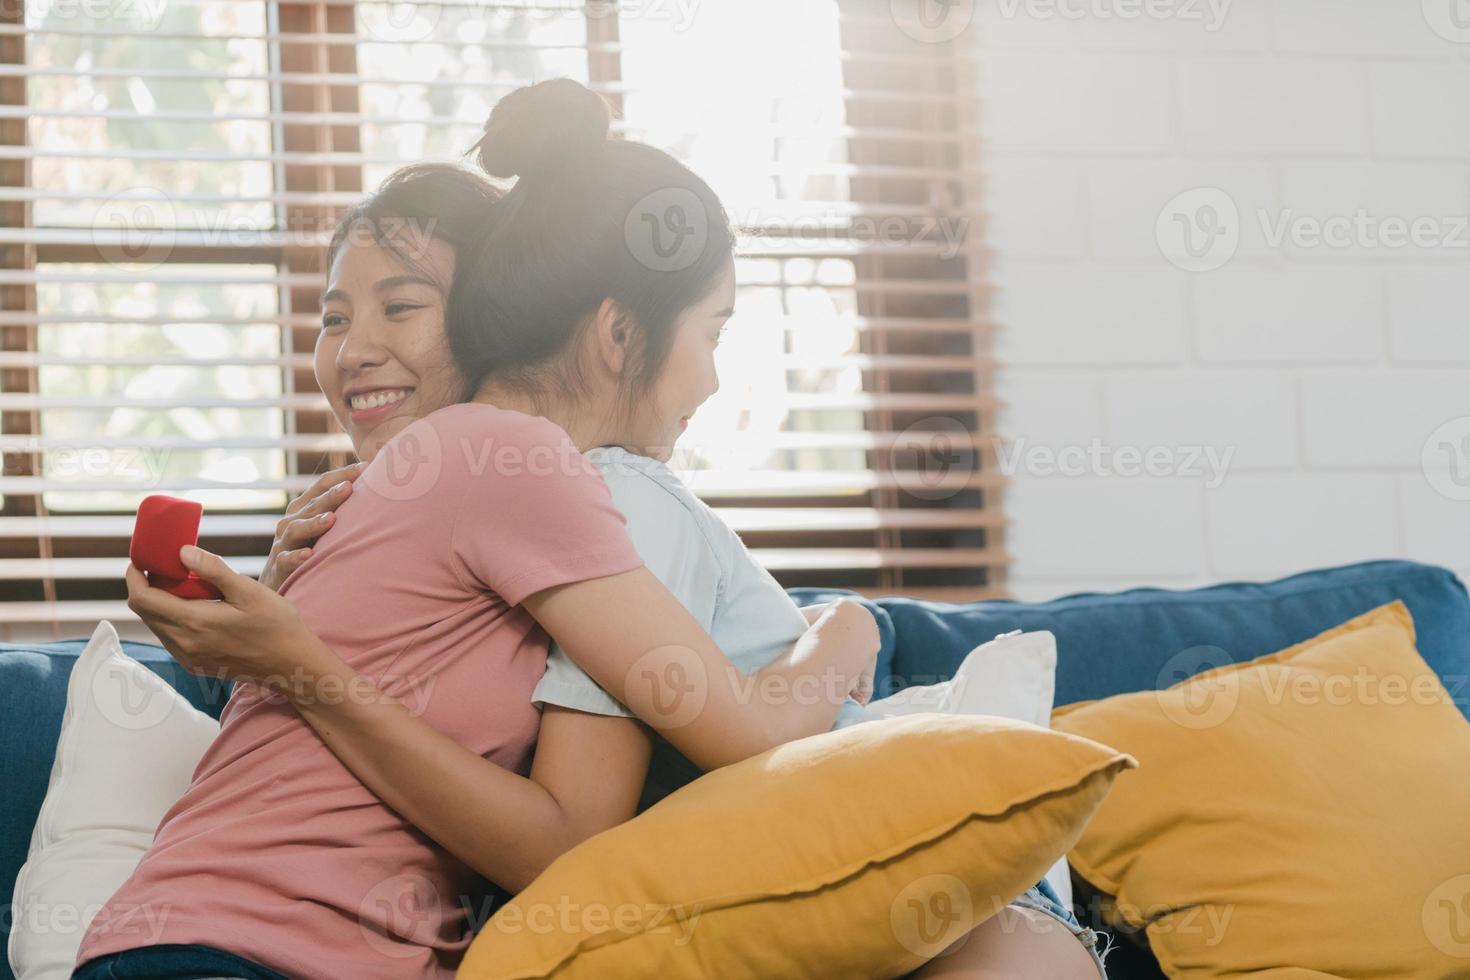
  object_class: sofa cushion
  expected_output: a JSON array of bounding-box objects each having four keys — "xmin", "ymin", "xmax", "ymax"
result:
[
  {"xmin": 10, "ymin": 622, "xmax": 220, "ymax": 980},
  {"xmin": 0, "ymin": 638, "xmax": 229, "ymax": 980},
  {"xmin": 1053, "ymin": 602, "xmax": 1470, "ymax": 977},
  {"xmin": 458, "ymin": 714, "xmax": 1134, "ymax": 980},
  {"xmin": 852, "ymin": 560, "xmax": 1470, "ymax": 721}
]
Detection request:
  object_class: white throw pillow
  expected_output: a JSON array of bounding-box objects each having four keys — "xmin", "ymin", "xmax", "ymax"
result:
[
  {"xmin": 862, "ymin": 630, "xmax": 1073, "ymax": 905},
  {"xmin": 8, "ymin": 621, "xmax": 218, "ymax": 980}
]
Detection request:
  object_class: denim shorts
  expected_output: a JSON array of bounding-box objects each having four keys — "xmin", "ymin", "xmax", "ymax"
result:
[
  {"xmin": 71, "ymin": 944, "xmax": 288, "ymax": 980},
  {"xmin": 1011, "ymin": 877, "xmax": 1111, "ymax": 977}
]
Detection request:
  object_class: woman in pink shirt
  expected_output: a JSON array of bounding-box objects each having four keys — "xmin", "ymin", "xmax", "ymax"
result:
[
  {"xmin": 105, "ymin": 82, "xmax": 1104, "ymax": 979},
  {"xmin": 74, "ymin": 166, "xmax": 877, "ymax": 979}
]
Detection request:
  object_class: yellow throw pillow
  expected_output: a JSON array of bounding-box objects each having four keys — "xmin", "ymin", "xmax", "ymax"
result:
[
  {"xmin": 1053, "ymin": 601, "xmax": 1470, "ymax": 978},
  {"xmin": 457, "ymin": 713, "xmax": 1134, "ymax": 980}
]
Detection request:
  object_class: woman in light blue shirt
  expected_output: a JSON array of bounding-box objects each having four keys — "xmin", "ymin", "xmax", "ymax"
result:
[{"xmin": 533, "ymin": 445, "xmax": 1108, "ymax": 976}]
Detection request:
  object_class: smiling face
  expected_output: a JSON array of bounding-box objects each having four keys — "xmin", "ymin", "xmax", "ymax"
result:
[
  {"xmin": 619, "ymin": 257, "xmax": 736, "ymax": 461},
  {"xmin": 315, "ymin": 232, "xmax": 464, "ymax": 461}
]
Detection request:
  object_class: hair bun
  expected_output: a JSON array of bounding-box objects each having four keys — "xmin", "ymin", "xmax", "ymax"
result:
[{"xmin": 474, "ymin": 78, "xmax": 611, "ymax": 180}]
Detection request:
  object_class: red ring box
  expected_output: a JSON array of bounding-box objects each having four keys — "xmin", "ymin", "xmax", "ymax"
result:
[{"xmin": 130, "ymin": 495, "xmax": 224, "ymax": 600}]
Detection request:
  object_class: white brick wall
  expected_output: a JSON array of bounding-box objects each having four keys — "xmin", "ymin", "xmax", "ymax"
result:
[{"xmin": 975, "ymin": 0, "xmax": 1470, "ymax": 601}]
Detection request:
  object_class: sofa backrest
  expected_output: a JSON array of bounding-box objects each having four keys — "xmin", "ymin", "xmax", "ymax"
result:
[
  {"xmin": 4, "ymin": 560, "xmax": 1467, "ymax": 979},
  {"xmin": 793, "ymin": 559, "xmax": 1470, "ymax": 721}
]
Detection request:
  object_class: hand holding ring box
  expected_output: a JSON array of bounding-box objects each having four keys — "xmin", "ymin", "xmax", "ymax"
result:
[{"xmin": 130, "ymin": 495, "xmax": 224, "ymax": 600}]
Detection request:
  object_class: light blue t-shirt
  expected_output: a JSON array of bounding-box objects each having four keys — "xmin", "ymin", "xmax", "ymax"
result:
[{"xmin": 531, "ymin": 446, "xmax": 867, "ymax": 809}]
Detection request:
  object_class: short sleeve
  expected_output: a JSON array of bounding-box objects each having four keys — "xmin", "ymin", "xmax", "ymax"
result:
[
  {"xmin": 532, "ymin": 455, "xmax": 725, "ymax": 717},
  {"xmin": 448, "ymin": 411, "xmax": 644, "ymax": 606}
]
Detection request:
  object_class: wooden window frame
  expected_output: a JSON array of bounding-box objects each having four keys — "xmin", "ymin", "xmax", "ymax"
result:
[{"xmin": 0, "ymin": 0, "xmax": 1005, "ymax": 637}]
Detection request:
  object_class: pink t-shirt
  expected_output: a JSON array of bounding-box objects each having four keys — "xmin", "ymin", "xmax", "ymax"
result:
[{"xmin": 77, "ymin": 403, "xmax": 644, "ymax": 980}]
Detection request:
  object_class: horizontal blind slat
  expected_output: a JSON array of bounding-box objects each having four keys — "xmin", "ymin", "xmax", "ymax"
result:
[
  {"xmin": 3, "ymin": 270, "xmax": 985, "ymax": 294},
  {"xmin": 0, "ymin": 548, "xmax": 1001, "ymax": 581},
  {"xmin": 0, "ymin": 392, "xmax": 997, "ymax": 412},
  {"xmin": 0, "ymin": 470, "xmax": 1003, "ymax": 496},
  {"xmin": 1, "ymin": 64, "xmax": 974, "ymax": 105},
  {"xmin": 0, "ymin": 351, "xmax": 988, "ymax": 372},
  {"xmin": 0, "ymin": 429, "xmax": 1000, "ymax": 455},
  {"xmin": 0, "ymin": 21, "xmax": 605, "ymax": 50},
  {"xmin": 0, "ymin": 353, "xmax": 317, "ymax": 369},
  {"xmin": 4, "ymin": 228, "xmax": 977, "ymax": 260},
  {"xmin": 1, "ymin": 111, "xmax": 960, "ymax": 145},
  {"xmin": 0, "ymin": 23, "xmax": 981, "ymax": 68},
  {"xmin": 0, "ymin": 312, "xmax": 990, "ymax": 333},
  {"xmin": 753, "ymin": 548, "xmax": 1007, "ymax": 571},
  {"xmin": 0, "ymin": 507, "xmax": 1003, "ymax": 539}
]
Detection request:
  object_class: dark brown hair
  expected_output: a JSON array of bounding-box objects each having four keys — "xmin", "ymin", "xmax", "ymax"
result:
[
  {"xmin": 449, "ymin": 78, "xmax": 735, "ymax": 405},
  {"xmin": 326, "ymin": 163, "xmax": 503, "ymax": 292}
]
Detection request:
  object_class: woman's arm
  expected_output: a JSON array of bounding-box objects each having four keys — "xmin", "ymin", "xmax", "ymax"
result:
[
  {"xmin": 125, "ymin": 551, "xmax": 871, "ymax": 891},
  {"xmin": 523, "ymin": 566, "xmax": 878, "ymax": 770},
  {"xmin": 128, "ymin": 558, "xmax": 651, "ymax": 893},
  {"xmin": 294, "ymin": 602, "xmax": 869, "ymax": 882},
  {"xmin": 285, "ymin": 638, "xmax": 653, "ymax": 893},
  {"xmin": 757, "ymin": 598, "xmax": 876, "ymax": 704}
]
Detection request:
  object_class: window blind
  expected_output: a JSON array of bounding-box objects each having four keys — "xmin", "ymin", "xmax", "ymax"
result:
[{"xmin": 0, "ymin": 0, "xmax": 1003, "ymax": 638}]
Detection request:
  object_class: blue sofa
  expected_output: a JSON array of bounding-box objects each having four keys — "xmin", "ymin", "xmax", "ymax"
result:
[{"xmin": 5, "ymin": 559, "xmax": 1468, "ymax": 980}]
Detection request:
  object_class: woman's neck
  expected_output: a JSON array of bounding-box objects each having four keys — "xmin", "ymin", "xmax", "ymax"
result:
[{"xmin": 470, "ymin": 380, "xmax": 611, "ymax": 453}]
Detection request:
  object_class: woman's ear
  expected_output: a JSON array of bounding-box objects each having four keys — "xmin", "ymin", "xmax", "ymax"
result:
[{"xmin": 589, "ymin": 297, "xmax": 635, "ymax": 376}]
